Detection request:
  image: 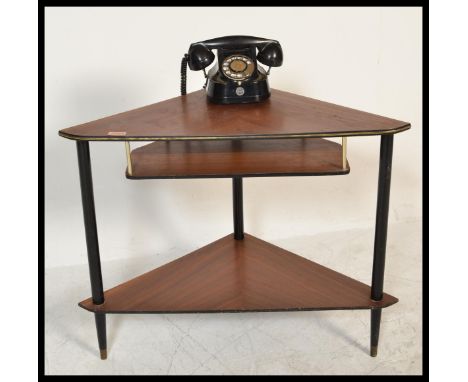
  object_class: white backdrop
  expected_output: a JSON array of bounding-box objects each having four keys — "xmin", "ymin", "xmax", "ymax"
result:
[{"xmin": 45, "ymin": 7, "xmax": 422, "ymax": 268}]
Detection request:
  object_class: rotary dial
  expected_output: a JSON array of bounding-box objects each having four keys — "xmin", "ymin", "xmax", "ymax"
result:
[{"xmin": 221, "ymin": 55, "xmax": 255, "ymax": 81}]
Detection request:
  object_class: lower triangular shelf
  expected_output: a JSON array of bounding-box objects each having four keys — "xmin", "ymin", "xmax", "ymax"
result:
[{"xmin": 79, "ymin": 234, "xmax": 398, "ymax": 313}]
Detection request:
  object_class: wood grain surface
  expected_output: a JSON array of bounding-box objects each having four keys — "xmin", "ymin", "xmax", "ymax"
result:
[
  {"xmin": 126, "ymin": 138, "xmax": 350, "ymax": 178},
  {"xmin": 59, "ymin": 89, "xmax": 410, "ymax": 141},
  {"xmin": 79, "ymin": 234, "xmax": 398, "ymax": 313}
]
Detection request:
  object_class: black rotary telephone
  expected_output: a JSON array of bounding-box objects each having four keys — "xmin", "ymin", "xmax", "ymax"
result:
[{"xmin": 181, "ymin": 35, "xmax": 283, "ymax": 104}]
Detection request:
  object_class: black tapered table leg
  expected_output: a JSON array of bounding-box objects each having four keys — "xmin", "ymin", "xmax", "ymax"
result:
[
  {"xmin": 370, "ymin": 134, "xmax": 394, "ymax": 357},
  {"xmin": 76, "ymin": 141, "xmax": 107, "ymax": 360},
  {"xmin": 94, "ymin": 313, "xmax": 107, "ymax": 360},
  {"xmin": 370, "ymin": 308, "xmax": 382, "ymax": 357},
  {"xmin": 233, "ymin": 176, "xmax": 244, "ymax": 240}
]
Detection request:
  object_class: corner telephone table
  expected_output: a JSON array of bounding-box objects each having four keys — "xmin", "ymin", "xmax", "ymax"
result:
[{"xmin": 59, "ymin": 89, "xmax": 410, "ymax": 360}]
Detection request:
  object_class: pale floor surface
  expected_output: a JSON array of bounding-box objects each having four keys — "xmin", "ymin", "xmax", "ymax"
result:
[{"xmin": 45, "ymin": 220, "xmax": 422, "ymax": 375}]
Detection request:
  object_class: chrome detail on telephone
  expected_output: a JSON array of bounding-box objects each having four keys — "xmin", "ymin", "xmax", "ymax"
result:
[{"xmin": 235, "ymin": 87, "xmax": 245, "ymax": 96}]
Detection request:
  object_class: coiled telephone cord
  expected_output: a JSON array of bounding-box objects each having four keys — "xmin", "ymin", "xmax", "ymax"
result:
[{"xmin": 180, "ymin": 54, "xmax": 189, "ymax": 96}]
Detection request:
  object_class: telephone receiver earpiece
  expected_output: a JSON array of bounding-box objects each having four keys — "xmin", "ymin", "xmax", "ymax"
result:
[
  {"xmin": 257, "ymin": 42, "xmax": 283, "ymax": 67},
  {"xmin": 187, "ymin": 43, "xmax": 215, "ymax": 71},
  {"xmin": 187, "ymin": 37, "xmax": 283, "ymax": 71}
]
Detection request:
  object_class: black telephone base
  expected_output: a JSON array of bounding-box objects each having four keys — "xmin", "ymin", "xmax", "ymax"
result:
[
  {"xmin": 205, "ymin": 76, "xmax": 270, "ymax": 105},
  {"xmin": 207, "ymin": 93, "xmax": 270, "ymax": 105}
]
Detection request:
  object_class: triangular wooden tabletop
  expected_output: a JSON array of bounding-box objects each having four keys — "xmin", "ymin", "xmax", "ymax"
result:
[{"xmin": 60, "ymin": 89, "xmax": 410, "ymax": 141}]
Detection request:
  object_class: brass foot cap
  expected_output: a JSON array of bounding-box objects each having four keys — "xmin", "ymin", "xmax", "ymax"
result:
[
  {"xmin": 100, "ymin": 349, "xmax": 107, "ymax": 360},
  {"xmin": 370, "ymin": 345, "xmax": 378, "ymax": 357}
]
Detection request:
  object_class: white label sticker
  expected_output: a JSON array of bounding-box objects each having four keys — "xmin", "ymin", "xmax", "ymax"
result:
[{"xmin": 108, "ymin": 131, "xmax": 127, "ymax": 136}]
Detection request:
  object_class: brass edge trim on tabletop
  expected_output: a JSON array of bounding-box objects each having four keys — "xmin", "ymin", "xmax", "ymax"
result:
[{"xmin": 58, "ymin": 125, "xmax": 410, "ymax": 142}]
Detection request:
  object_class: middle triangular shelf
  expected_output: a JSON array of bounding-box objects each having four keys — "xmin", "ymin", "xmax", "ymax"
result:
[{"xmin": 126, "ymin": 138, "xmax": 350, "ymax": 179}]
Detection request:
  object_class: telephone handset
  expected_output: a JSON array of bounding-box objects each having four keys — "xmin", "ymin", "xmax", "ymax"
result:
[{"xmin": 181, "ymin": 35, "xmax": 283, "ymax": 104}]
